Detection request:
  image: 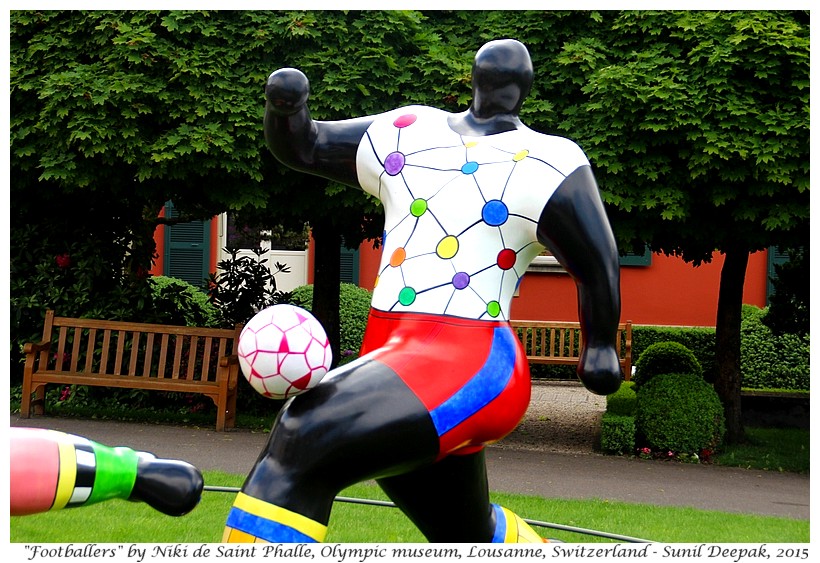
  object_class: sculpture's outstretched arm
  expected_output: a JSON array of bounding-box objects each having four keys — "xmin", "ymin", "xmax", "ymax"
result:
[
  {"xmin": 537, "ymin": 165, "xmax": 622, "ymax": 395},
  {"xmin": 264, "ymin": 68, "xmax": 374, "ymax": 188}
]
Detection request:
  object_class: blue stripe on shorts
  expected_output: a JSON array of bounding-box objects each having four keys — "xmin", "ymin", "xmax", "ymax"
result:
[{"xmin": 429, "ymin": 328, "xmax": 516, "ymax": 436}]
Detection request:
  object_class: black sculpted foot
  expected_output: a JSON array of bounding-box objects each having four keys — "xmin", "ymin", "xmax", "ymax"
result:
[{"xmin": 130, "ymin": 454, "xmax": 204, "ymax": 516}]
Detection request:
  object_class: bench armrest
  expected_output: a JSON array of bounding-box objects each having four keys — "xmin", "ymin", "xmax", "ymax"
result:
[
  {"xmin": 23, "ymin": 341, "xmax": 51, "ymax": 355},
  {"xmin": 219, "ymin": 355, "xmax": 239, "ymax": 367}
]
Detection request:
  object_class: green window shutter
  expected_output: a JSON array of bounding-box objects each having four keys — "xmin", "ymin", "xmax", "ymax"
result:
[
  {"xmin": 619, "ymin": 245, "xmax": 652, "ymax": 266},
  {"xmin": 340, "ymin": 244, "xmax": 359, "ymax": 285},
  {"xmin": 163, "ymin": 202, "xmax": 211, "ymax": 289},
  {"xmin": 766, "ymin": 246, "xmax": 791, "ymax": 305}
]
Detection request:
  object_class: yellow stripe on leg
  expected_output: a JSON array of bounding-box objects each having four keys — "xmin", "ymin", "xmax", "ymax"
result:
[
  {"xmin": 500, "ymin": 506, "xmax": 545, "ymax": 543},
  {"xmin": 51, "ymin": 438, "xmax": 78, "ymax": 510},
  {"xmin": 225, "ymin": 492, "xmax": 327, "ymax": 543}
]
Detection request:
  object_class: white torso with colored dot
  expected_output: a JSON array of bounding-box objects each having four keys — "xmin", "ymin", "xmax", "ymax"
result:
[{"xmin": 356, "ymin": 105, "xmax": 590, "ymax": 321}]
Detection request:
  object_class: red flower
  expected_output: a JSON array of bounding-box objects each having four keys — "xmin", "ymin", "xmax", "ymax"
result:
[{"xmin": 55, "ymin": 253, "xmax": 72, "ymax": 269}]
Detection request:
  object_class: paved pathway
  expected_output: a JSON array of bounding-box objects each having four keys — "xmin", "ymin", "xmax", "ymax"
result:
[{"xmin": 9, "ymin": 394, "xmax": 809, "ymax": 522}]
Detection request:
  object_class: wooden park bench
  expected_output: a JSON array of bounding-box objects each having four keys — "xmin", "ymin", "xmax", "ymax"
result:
[
  {"xmin": 510, "ymin": 320, "xmax": 633, "ymax": 381},
  {"xmin": 21, "ymin": 310, "xmax": 243, "ymax": 431}
]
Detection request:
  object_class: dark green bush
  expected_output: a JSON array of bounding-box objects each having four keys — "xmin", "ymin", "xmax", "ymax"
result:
[
  {"xmin": 600, "ymin": 413, "xmax": 636, "ymax": 455},
  {"xmin": 606, "ymin": 380, "xmax": 637, "ymax": 416},
  {"xmin": 636, "ymin": 372, "xmax": 725, "ymax": 455},
  {"xmin": 632, "ymin": 325, "xmax": 716, "ymax": 383},
  {"xmin": 741, "ymin": 305, "xmax": 809, "ymax": 391},
  {"xmin": 288, "ymin": 283, "xmax": 373, "ymax": 363},
  {"xmin": 148, "ymin": 276, "xmax": 222, "ymax": 327},
  {"xmin": 632, "ymin": 341, "xmax": 702, "ymax": 388}
]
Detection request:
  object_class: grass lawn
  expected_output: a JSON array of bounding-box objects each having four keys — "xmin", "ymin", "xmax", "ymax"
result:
[
  {"xmin": 9, "ymin": 471, "xmax": 809, "ymax": 544},
  {"xmin": 8, "ymin": 392, "xmax": 809, "ymax": 544}
]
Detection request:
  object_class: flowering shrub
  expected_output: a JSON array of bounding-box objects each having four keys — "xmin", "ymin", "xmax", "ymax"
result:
[
  {"xmin": 636, "ymin": 446, "xmax": 712, "ymax": 464},
  {"xmin": 55, "ymin": 253, "xmax": 72, "ymax": 269}
]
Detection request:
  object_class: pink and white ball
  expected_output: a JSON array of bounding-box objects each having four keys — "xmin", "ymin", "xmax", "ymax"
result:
[{"xmin": 238, "ymin": 304, "xmax": 332, "ymax": 400}]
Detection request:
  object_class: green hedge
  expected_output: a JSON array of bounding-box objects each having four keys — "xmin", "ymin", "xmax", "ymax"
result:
[
  {"xmin": 633, "ymin": 325, "xmax": 716, "ymax": 382},
  {"xmin": 288, "ymin": 283, "xmax": 372, "ymax": 364},
  {"xmin": 740, "ymin": 305, "xmax": 809, "ymax": 391},
  {"xmin": 605, "ymin": 380, "xmax": 637, "ymax": 416},
  {"xmin": 600, "ymin": 413, "xmax": 636, "ymax": 454}
]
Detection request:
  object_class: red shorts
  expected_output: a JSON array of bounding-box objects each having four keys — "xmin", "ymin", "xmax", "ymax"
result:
[{"xmin": 359, "ymin": 309, "xmax": 531, "ymax": 459}]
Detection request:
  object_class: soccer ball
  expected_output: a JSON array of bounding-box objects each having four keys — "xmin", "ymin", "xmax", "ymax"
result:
[{"xmin": 238, "ymin": 304, "xmax": 332, "ymax": 400}]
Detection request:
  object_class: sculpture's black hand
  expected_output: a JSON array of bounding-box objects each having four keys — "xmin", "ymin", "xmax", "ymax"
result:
[{"xmin": 578, "ymin": 344, "xmax": 622, "ymax": 396}]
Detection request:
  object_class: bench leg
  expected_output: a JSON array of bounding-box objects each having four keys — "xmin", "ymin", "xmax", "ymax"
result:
[
  {"xmin": 225, "ymin": 387, "xmax": 237, "ymax": 430},
  {"xmin": 215, "ymin": 405, "xmax": 226, "ymax": 432},
  {"xmin": 20, "ymin": 383, "xmax": 46, "ymax": 418},
  {"xmin": 32, "ymin": 385, "xmax": 46, "ymax": 416},
  {"xmin": 20, "ymin": 380, "xmax": 32, "ymax": 418}
]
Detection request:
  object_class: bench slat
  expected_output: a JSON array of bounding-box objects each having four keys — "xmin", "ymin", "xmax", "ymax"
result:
[
  {"xmin": 172, "ymin": 336, "xmax": 184, "ymax": 379},
  {"xmin": 143, "ymin": 333, "xmax": 155, "ymax": 377},
  {"xmin": 70, "ymin": 328, "xmax": 82, "ymax": 373},
  {"xmin": 84, "ymin": 328, "xmax": 97, "ymax": 373},
  {"xmin": 158, "ymin": 334, "xmax": 169, "ymax": 378},
  {"xmin": 114, "ymin": 330, "xmax": 126, "ymax": 375},
  {"xmin": 128, "ymin": 332, "xmax": 140, "ymax": 376},
  {"xmin": 55, "ymin": 326, "xmax": 68, "ymax": 371}
]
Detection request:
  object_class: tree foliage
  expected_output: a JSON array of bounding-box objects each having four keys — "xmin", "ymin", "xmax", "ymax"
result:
[{"xmin": 551, "ymin": 11, "xmax": 809, "ymax": 260}]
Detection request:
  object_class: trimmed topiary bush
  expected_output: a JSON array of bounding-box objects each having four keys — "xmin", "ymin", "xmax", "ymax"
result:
[
  {"xmin": 636, "ymin": 372, "xmax": 725, "ymax": 455},
  {"xmin": 600, "ymin": 413, "xmax": 636, "ymax": 455},
  {"xmin": 606, "ymin": 380, "xmax": 637, "ymax": 416},
  {"xmin": 288, "ymin": 283, "xmax": 372, "ymax": 363},
  {"xmin": 632, "ymin": 341, "xmax": 702, "ymax": 388}
]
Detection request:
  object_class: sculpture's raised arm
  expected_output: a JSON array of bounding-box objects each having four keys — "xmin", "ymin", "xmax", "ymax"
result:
[
  {"xmin": 537, "ymin": 165, "xmax": 623, "ymax": 396},
  {"xmin": 263, "ymin": 68, "xmax": 374, "ymax": 189}
]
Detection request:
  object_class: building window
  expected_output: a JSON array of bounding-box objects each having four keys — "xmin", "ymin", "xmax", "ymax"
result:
[
  {"xmin": 619, "ymin": 245, "xmax": 652, "ymax": 267},
  {"xmin": 340, "ymin": 239, "xmax": 360, "ymax": 284},
  {"xmin": 163, "ymin": 201, "xmax": 211, "ymax": 288},
  {"xmin": 766, "ymin": 246, "xmax": 792, "ymax": 305}
]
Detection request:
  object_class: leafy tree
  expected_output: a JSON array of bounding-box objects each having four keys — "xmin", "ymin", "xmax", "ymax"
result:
[
  {"xmin": 550, "ymin": 11, "xmax": 809, "ymax": 442},
  {"xmin": 8, "ymin": 10, "xmax": 439, "ymax": 364},
  {"xmin": 10, "ymin": 11, "xmax": 277, "ymax": 369}
]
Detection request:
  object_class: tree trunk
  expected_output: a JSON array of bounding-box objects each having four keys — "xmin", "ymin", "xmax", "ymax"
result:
[
  {"xmin": 310, "ymin": 219, "xmax": 342, "ymax": 368},
  {"xmin": 714, "ymin": 245, "xmax": 749, "ymax": 445}
]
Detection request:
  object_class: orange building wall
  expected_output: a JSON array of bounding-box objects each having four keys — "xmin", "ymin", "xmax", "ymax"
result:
[
  {"xmin": 149, "ymin": 207, "xmax": 166, "ymax": 276},
  {"xmin": 356, "ymin": 243, "xmax": 769, "ymax": 328}
]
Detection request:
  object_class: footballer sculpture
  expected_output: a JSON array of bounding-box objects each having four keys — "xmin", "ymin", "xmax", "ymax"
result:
[{"xmin": 224, "ymin": 39, "xmax": 622, "ymax": 543}]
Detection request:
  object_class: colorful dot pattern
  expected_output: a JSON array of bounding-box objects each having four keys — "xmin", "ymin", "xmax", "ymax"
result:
[{"xmin": 356, "ymin": 105, "xmax": 589, "ymax": 320}]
